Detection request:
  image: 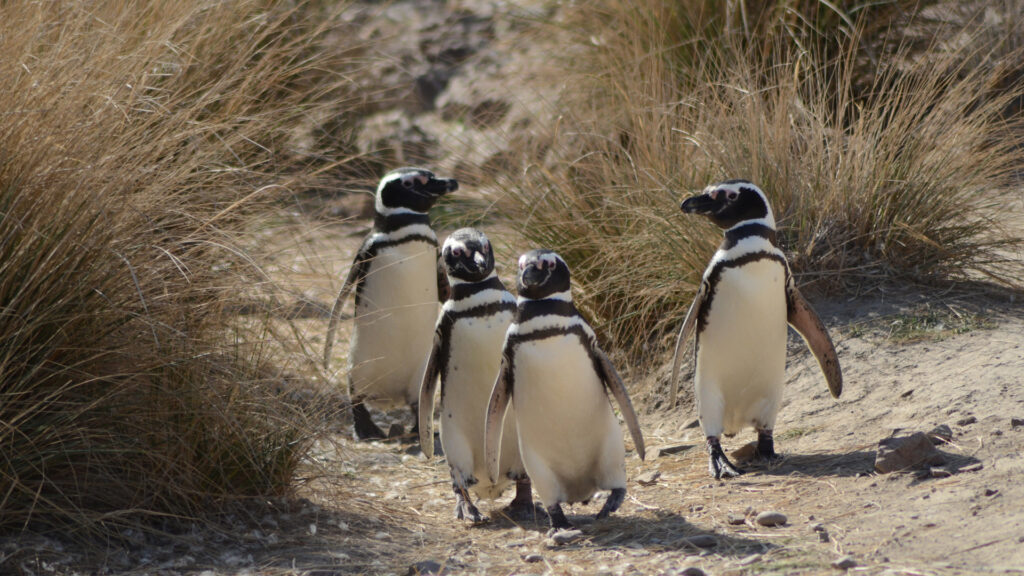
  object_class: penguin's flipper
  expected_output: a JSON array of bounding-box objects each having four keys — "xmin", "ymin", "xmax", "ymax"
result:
[
  {"xmin": 417, "ymin": 331, "xmax": 443, "ymax": 458},
  {"xmin": 595, "ymin": 349, "xmax": 646, "ymax": 461},
  {"xmin": 324, "ymin": 238, "xmax": 374, "ymax": 370},
  {"xmin": 786, "ymin": 280, "xmax": 842, "ymax": 398},
  {"xmin": 484, "ymin": 356, "xmax": 512, "ymax": 484},
  {"xmin": 670, "ymin": 280, "xmax": 705, "ymax": 407}
]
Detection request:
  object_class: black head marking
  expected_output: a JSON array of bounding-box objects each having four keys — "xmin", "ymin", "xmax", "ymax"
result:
[
  {"xmin": 376, "ymin": 167, "xmax": 458, "ymax": 215},
  {"xmin": 680, "ymin": 180, "xmax": 774, "ymax": 230},
  {"xmin": 515, "ymin": 249, "xmax": 571, "ymax": 300},
  {"xmin": 442, "ymin": 228, "xmax": 496, "ymax": 283}
]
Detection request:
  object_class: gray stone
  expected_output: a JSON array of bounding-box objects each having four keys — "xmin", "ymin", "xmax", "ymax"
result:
[
  {"xmin": 874, "ymin": 432, "xmax": 946, "ymax": 473},
  {"xmin": 523, "ymin": 554, "xmax": 543, "ymax": 563},
  {"xmin": 655, "ymin": 444, "xmax": 696, "ymax": 458},
  {"xmin": 549, "ymin": 529, "xmax": 583, "ymax": 545},
  {"xmin": 1011, "ymin": 417, "xmax": 1024, "ymax": 428},
  {"xmin": 726, "ymin": 513, "xmax": 746, "ymax": 525},
  {"xmin": 929, "ymin": 467, "xmax": 952, "ymax": 478},
  {"xmin": 755, "ymin": 511, "xmax": 788, "ymax": 527},
  {"xmin": 635, "ymin": 470, "xmax": 662, "ymax": 486},
  {"xmin": 679, "ymin": 567, "xmax": 706, "ymax": 576},
  {"xmin": 956, "ymin": 415, "xmax": 977, "ymax": 426},
  {"xmin": 927, "ymin": 424, "xmax": 953, "ymax": 444},
  {"xmin": 832, "ymin": 555, "xmax": 857, "ymax": 570},
  {"xmin": 407, "ymin": 560, "xmax": 450, "ymax": 576}
]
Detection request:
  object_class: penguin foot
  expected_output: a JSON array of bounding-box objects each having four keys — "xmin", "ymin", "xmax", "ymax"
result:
[
  {"xmin": 707, "ymin": 436, "xmax": 745, "ymax": 479},
  {"xmin": 755, "ymin": 429, "xmax": 783, "ymax": 463},
  {"xmin": 501, "ymin": 479, "xmax": 545, "ymax": 522},
  {"xmin": 351, "ymin": 401, "xmax": 386, "ymax": 440},
  {"xmin": 453, "ymin": 485, "xmax": 488, "ymax": 524},
  {"xmin": 596, "ymin": 487, "xmax": 626, "ymax": 520},
  {"xmin": 546, "ymin": 504, "xmax": 574, "ymax": 531}
]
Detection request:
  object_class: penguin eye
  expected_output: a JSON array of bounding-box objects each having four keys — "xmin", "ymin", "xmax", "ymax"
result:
[
  {"xmin": 726, "ymin": 190, "xmax": 739, "ymax": 201},
  {"xmin": 402, "ymin": 178, "xmax": 414, "ymax": 188},
  {"xmin": 546, "ymin": 260, "xmax": 557, "ymax": 269}
]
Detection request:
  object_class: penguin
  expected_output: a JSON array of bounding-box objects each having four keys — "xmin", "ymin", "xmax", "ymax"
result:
[
  {"xmin": 484, "ymin": 250, "xmax": 646, "ymax": 531},
  {"xmin": 669, "ymin": 179, "xmax": 843, "ymax": 479},
  {"xmin": 418, "ymin": 228, "xmax": 535, "ymax": 524},
  {"xmin": 323, "ymin": 167, "xmax": 458, "ymax": 440}
]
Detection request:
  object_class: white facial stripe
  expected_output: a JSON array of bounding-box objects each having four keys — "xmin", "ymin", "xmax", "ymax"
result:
[
  {"xmin": 444, "ymin": 239, "xmax": 470, "ymax": 253},
  {"xmin": 518, "ymin": 252, "xmax": 564, "ymax": 270}
]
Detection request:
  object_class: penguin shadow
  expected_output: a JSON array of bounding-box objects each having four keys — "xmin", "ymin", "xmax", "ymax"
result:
[
  {"xmin": 557, "ymin": 509, "xmax": 773, "ymax": 557},
  {"xmin": 732, "ymin": 444, "xmax": 877, "ymax": 478}
]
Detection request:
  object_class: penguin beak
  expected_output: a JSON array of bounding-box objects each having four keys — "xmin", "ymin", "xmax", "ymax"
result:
[
  {"xmin": 680, "ymin": 193, "xmax": 717, "ymax": 215},
  {"xmin": 424, "ymin": 177, "xmax": 459, "ymax": 196}
]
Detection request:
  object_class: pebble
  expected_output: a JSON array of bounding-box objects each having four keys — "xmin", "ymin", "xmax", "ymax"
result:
[
  {"xmin": 832, "ymin": 555, "xmax": 857, "ymax": 570},
  {"xmin": 407, "ymin": 560, "xmax": 449, "ymax": 575},
  {"xmin": 1011, "ymin": 417, "xmax": 1024, "ymax": 428},
  {"xmin": 679, "ymin": 567, "xmax": 706, "ymax": 576},
  {"xmin": 549, "ymin": 529, "xmax": 583, "ymax": 545},
  {"xmin": 726, "ymin": 514, "xmax": 746, "ymax": 525},
  {"xmin": 737, "ymin": 554, "xmax": 762, "ymax": 566},
  {"xmin": 956, "ymin": 415, "xmax": 977, "ymax": 426},
  {"xmin": 655, "ymin": 444, "xmax": 696, "ymax": 458},
  {"xmin": 927, "ymin": 424, "xmax": 953, "ymax": 444},
  {"xmin": 755, "ymin": 511, "xmax": 788, "ymax": 527},
  {"xmin": 984, "ymin": 488, "xmax": 1000, "ymax": 497},
  {"xmin": 523, "ymin": 554, "xmax": 544, "ymax": 563},
  {"xmin": 635, "ymin": 470, "xmax": 662, "ymax": 486},
  {"xmin": 678, "ymin": 534, "xmax": 717, "ymax": 548},
  {"xmin": 929, "ymin": 467, "xmax": 952, "ymax": 478}
]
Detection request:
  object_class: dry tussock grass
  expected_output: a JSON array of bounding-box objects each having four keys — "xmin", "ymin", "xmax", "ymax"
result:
[
  {"xmin": 0, "ymin": 0, "xmax": 361, "ymax": 537},
  {"xmin": 493, "ymin": 0, "xmax": 1024, "ymax": 362}
]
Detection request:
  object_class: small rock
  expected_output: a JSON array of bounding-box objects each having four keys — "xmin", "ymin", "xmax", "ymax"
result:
[
  {"xmin": 927, "ymin": 424, "xmax": 953, "ymax": 444},
  {"xmin": 408, "ymin": 560, "xmax": 449, "ymax": 576},
  {"xmin": 960, "ymin": 462, "xmax": 984, "ymax": 473},
  {"xmin": 984, "ymin": 488, "xmax": 1000, "ymax": 497},
  {"xmin": 635, "ymin": 471, "xmax": 662, "ymax": 486},
  {"xmin": 523, "ymin": 554, "xmax": 543, "ymax": 563},
  {"xmin": 679, "ymin": 568, "xmax": 706, "ymax": 576},
  {"xmin": 678, "ymin": 534, "xmax": 717, "ymax": 548},
  {"xmin": 737, "ymin": 554, "xmax": 762, "ymax": 566},
  {"xmin": 549, "ymin": 529, "xmax": 583, "ymax": 545},
  {"xmin": 684, "ymin": 418, "xmax": 701, "ymax": 429},
  {"xmin": 900, "ymin": 389, "xmax": 913, "ymax": 398},
  {"xmin": 1011, "ymin": 417, "xmax": 1024, "ymax": 428},
  {"xmin": 874, "ymin": 432, "xmax": 946, "ymax": 473},
  {"xmin": 956, "ymin": 415, "xmax": 977, "ymax": 426},
  {"xmin": 655, "ymin": 444, "xmax": 695, "ymax": 458},
  {"xmin": 726, "ymin": 514, "xmax": 746, "ymax": 525},
  {"xmin": 818, "ymin": 530, "xmax": 831, "ymax": 543},
  {"xmin": 755, "ymin": 511, "xmax": 788, "ymax": 527},
  {"xmin": 991, "ymin": 429, "xmax": 1003, "ymax": 436},
  {"xmin": 929, "ymin": 467, "xmax": 952, "ymax": 479},
  {"xmin": 832, "ymin": 555, "xmax": 857, "ymax": 570}
]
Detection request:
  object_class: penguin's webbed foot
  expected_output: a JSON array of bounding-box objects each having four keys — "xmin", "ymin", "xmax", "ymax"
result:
[
  {"xmin": 596, "ymin": 487, "xmax": 626, "ymax": 520},
  {"xmin": 453, "ymin": 487, "xmax": 488, "ymax": 525},
  {"xmin": 546, "ymin": 504, "xmax": 574, "ymax": 532},
  {"xmin": 707, "ymin": 436, "xmax": 744, "ymax": 479},
  {"xmin": 755, "ymin": 429, "xmax": 783, "ymax": 464},
  {"xmin": 351, "ymin": 401, "xmax": 386, "ymax": 440},
  {"xmin": 501, "ymin": 478, "xmax": 545, "ymax": 522}
]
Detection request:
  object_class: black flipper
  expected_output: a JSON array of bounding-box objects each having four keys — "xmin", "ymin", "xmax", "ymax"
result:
[{"xmin": 324, "ymin": 237, "xmax": 375, "ymax": 370}]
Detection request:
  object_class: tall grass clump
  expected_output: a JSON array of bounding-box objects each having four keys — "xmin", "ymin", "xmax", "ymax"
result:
[
  {"xmin": 0, "ymin": 0, "xmax": 359, "ymax": 536},
  {"xmin": 495, "ymin": 0, "xmax": 1024, "ymax": 360}
]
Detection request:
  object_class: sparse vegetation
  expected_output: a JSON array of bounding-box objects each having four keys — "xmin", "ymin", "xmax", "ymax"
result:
[
  {"xmin": 493, "ymin": 0, "xmax": 1024, "ymax": 357},
  {"xmin": 0, "ymin": 0, "xmax": 361, "ymax": 537}
]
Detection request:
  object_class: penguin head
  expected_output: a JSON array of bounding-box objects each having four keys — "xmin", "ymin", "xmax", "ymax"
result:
[
  {"xmin": 375, "ymin": 167, "xmax": 458, "ymax": 215},
  {"xmin": 680, "ymin": 179, "xmax": 776, "ymax": 229},
  {"xmin": 516, "ymin": 249, "xmax": 571, "ymax": 300},
  {"xmin": 442, "ymin": 228, "xmax": 495, "ymax": 283}
]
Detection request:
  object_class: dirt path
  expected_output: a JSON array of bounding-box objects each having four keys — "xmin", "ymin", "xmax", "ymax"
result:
[{"xmin": 313, "ymin": 301, "xmax": 1024, "ymax": 576}]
